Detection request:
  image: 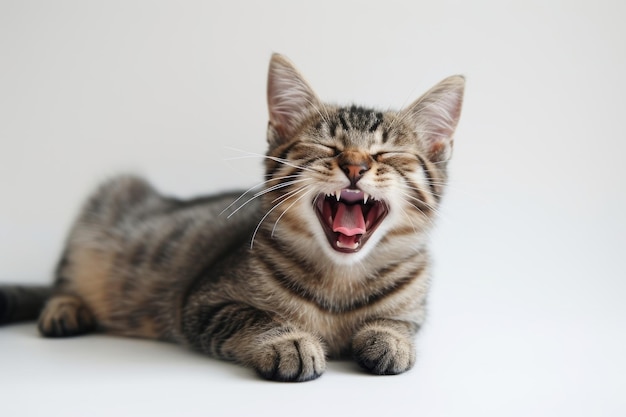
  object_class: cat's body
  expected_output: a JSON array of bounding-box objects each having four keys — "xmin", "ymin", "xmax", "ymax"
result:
[{"xmin": 0, "ymin": 54, "xmax": 464, "ymax": 381}]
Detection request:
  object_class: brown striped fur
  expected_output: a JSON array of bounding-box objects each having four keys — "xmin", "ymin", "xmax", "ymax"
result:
[{"xmin": 0, "ymin": 54, "xmax": 464, "ymax": 382}]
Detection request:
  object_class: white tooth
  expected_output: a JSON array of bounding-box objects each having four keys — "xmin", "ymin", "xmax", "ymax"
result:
[
  {"xmin": 336, "ymin": 240, "xmax": 359, "ymax": 250},
  {"xmin": 364, "ymin": 193, "xmax": 369, "ymax": 204},
  {"xmin": 335, "ymin": 190, "xmax": 341, "ymax": 201}
]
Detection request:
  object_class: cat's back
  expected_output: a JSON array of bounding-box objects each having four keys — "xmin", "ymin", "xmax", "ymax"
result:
[
  {"xmin": 68, "ymin": 175, "xmax": 256, "ymax": 249},
  {"xmin": 55, "ymin": 175, "xmax": 260, "ymax": 339}
]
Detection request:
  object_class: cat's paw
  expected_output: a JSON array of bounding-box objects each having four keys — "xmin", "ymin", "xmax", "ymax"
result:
[
  {"xmin": 252, "ymin": 330, "xmax": 326, "ymax": 382},
  {"xmin": 352, "ymin": 324, "xmax": 416, "ymax": 375},
  {"xmin": 38, "ymin": 294, "xmax": 95, "ymax": 337}
]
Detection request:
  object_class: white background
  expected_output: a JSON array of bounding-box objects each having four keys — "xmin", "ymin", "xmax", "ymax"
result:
[{"xmin": 1, "ymin": 1, "xmax": 625, "ymax": 416}]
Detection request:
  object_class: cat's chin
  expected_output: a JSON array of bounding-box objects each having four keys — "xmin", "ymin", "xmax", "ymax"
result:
[{"xmin": 314, "ymin": 189, "xmax": 388, "ymax": 255}]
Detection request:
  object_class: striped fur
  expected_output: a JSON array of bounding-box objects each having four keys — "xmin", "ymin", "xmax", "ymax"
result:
[{"xmin": 0, "ymin": 54, "xmax": 464, "ymax": 381}]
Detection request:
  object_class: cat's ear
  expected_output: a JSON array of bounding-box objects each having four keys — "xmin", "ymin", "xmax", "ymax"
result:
[
  {"xmin": 401, "ymin": 75, "xmax": 465, "ymax": 162},
  {"xmin": 267, "ymin": 54, "xmax": 321, "ymax": 147}
]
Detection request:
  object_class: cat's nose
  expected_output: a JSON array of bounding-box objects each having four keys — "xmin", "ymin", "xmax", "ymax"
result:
[
  {"xmin": 341, "ymin": 163, "xmax": 370, "ymax": 186},
  {"xmin": 338, "ymin": 153, "xmax": 371, "ymax": 187}
]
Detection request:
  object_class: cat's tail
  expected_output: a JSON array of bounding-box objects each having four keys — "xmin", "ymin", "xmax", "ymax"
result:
[{"xmin": 0, "ymin": 285, "xmax": 52, "ymax": 324}]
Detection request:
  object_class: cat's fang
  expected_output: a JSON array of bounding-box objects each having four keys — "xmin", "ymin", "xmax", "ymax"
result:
[
  {"xmin": 335, "ymin": 191, "xmax": 341, "ymax": 201},
  {"xmin": 363, "ymin": 193, "xmax": 369, "ymax": 204}
]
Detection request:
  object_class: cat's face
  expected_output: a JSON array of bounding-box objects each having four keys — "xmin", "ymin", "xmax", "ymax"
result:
[{"xmin": 260, "ymin": 54, "xmax": 464, "ymax": 265}]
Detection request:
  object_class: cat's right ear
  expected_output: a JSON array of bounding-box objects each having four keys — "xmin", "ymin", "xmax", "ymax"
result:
[{"xmin": 267, "ymin": 54, "xmax": 321, "ymax": 147}]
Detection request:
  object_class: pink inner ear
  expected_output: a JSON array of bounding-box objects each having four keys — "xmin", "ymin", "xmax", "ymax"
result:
[
  {"xmin": 430, "ymin": 141, "xmax": 446, "ymax": 155},
  {"xmin": 404, "ymin": 76, "xmax": 465, "ymax": 161}
]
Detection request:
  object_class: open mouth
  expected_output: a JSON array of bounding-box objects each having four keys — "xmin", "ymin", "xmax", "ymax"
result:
[{"xmin": 314, "ymin": 189, "xmax": 388, "ymax": 253}]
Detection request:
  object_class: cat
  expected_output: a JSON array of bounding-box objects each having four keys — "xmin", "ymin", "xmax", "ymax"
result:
[{"xmin": 0, "ymin": 54, "xmax": 464, "ymax": 382}]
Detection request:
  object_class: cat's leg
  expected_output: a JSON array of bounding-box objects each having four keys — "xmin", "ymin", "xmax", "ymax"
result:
[
  {"xmin": 183, "ymin": 302, "xmax": 326, "ymax": 382},
  {"xmin": 352, "ymin": 318, "xmax": 417, "ymax": 375},
  {"xmin": 38, "ymin": 293, "xmax": 96, "ymax": 337}
]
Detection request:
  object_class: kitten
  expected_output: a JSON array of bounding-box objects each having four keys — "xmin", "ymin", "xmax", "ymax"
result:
[{"xmin": 0, "ymin": 54, "xmax": 464, "ymax": 382}]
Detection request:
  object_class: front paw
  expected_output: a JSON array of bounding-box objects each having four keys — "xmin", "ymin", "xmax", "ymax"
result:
[
  {"xmin": 252, "ymin": 330, "xmax": 326, "ymax": 382},
  {"xmin": 352, "ymin": 324, "xmax": 416, "ymax": 375}
]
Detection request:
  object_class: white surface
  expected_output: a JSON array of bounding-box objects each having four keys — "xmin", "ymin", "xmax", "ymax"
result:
[{"xmin": 1, "ymin": 1, "xmax": 625, "ymax": 416}]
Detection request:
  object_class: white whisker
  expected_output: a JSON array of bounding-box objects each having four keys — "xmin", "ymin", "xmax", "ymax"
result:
[
  {"xmin": 223, "ymin": 147, "xmax": 316, "ymax": 173},
  {"xmin": 250, "ymin": 185, "xmax": 313, "ymax": 248},
  {"xmin": 227, "ymin": 178, "xmax": 312, "ymax": 219},
  {"xmin": 399, "ymin": 190, "xmax": 448, "ymax": 225},
  {"xmin": 271, "ymin": 186, "xmax": 316, "ymax": 237},
  {"xmin": 220, "ymin": 174, "xmax": 306, "ymax": 216}
]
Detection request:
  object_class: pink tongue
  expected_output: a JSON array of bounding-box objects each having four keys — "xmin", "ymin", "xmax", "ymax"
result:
[{"xmin": 333, "ymin": 202, "xmax": 366, "ymax": 236}]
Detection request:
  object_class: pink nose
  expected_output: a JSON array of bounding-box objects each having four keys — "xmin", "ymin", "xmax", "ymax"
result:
[{"xmin": 340, "ymin": 162, "xmax": 370, "ymax": 186}]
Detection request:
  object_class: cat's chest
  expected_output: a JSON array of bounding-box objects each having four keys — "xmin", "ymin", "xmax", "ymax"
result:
[
  {"xmin": 292, "ymin": 304, "xmax": 372, "ymax": 356},
  {"xmin": 238, "ymin": 252, "xmax": 428, "ymax": 355}
]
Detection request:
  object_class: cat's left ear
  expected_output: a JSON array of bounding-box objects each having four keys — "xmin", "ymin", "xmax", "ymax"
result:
[
  {"xmin": 401, "ymin": 75, "xmax": 465, "ymax": 162},
  {"xmin": 267, "ymin": 54, "xmax": 322, "ymax": 147}
]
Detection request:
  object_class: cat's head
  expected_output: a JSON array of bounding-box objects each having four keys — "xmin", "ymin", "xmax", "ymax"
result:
[{"xmin": 260, "ymin": 54, "xmax": 464, "ymax": 265}]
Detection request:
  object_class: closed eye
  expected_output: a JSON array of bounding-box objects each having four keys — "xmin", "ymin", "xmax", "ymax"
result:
[
  {"xmin": 317, "ymin": 143, "xmax": 341, "ymax": 156},
  {"xmin": 374, "ymin": 151, "xmax": 418, "ymax": 161},
  {"xmin": 297, "ymin": 142, "xmax": 341, "ymax": 157}
]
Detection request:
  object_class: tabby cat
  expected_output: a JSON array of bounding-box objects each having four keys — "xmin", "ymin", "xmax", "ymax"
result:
[{"xmin": 0, "ymin": 54, "xmax": 464, "ymax": 381}]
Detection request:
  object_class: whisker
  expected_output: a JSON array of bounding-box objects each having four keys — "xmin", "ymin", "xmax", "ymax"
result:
[
  {"xmin": 227, "ymin": 178, "xmax": 312, "ymax": 219},
  {"xmin": 271, "ymin": 186, "xmax": 316, "ymax": 237},
  {"xmin": 399, "ymin": 191, "xmax": 449, "ymax": 224},
  {"xmin": 402, "ymin": 183, "xmax": 448, "ymax": 201},
  {"xmin": 223, "ymin": 147, "xmax": 317, "ymax": 173},
  {"xmin": 399, "ymin": 189, "xmax": 440, "ymax": 213},
  {"xmin": 398, "ymin": 205, "xmax": 421, "ymax": 236},
  {"xmin": 250, "ymin": 185, "xmax": 313, "ymax": 248},
  {"xmin": 402, "ymin": 177, "xmax": 471, "ymax": 197},
  {"xmin": 269, "ymin": 181, "xmax": 312, "ymax": 205},
  {"xmin": 220, "ymin": 174, "xmax": 306, "ymax": 216},
  {"xmin": 393, "ymin": 202, "xmax": 436, "ymax": 248},
  {"xmin": 402, "ymin": 202, "xmax": 439, "ymax": 230},
  {"xmin": 229, "ymin": 180, "xmax": 311, "ymax": 218}
]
